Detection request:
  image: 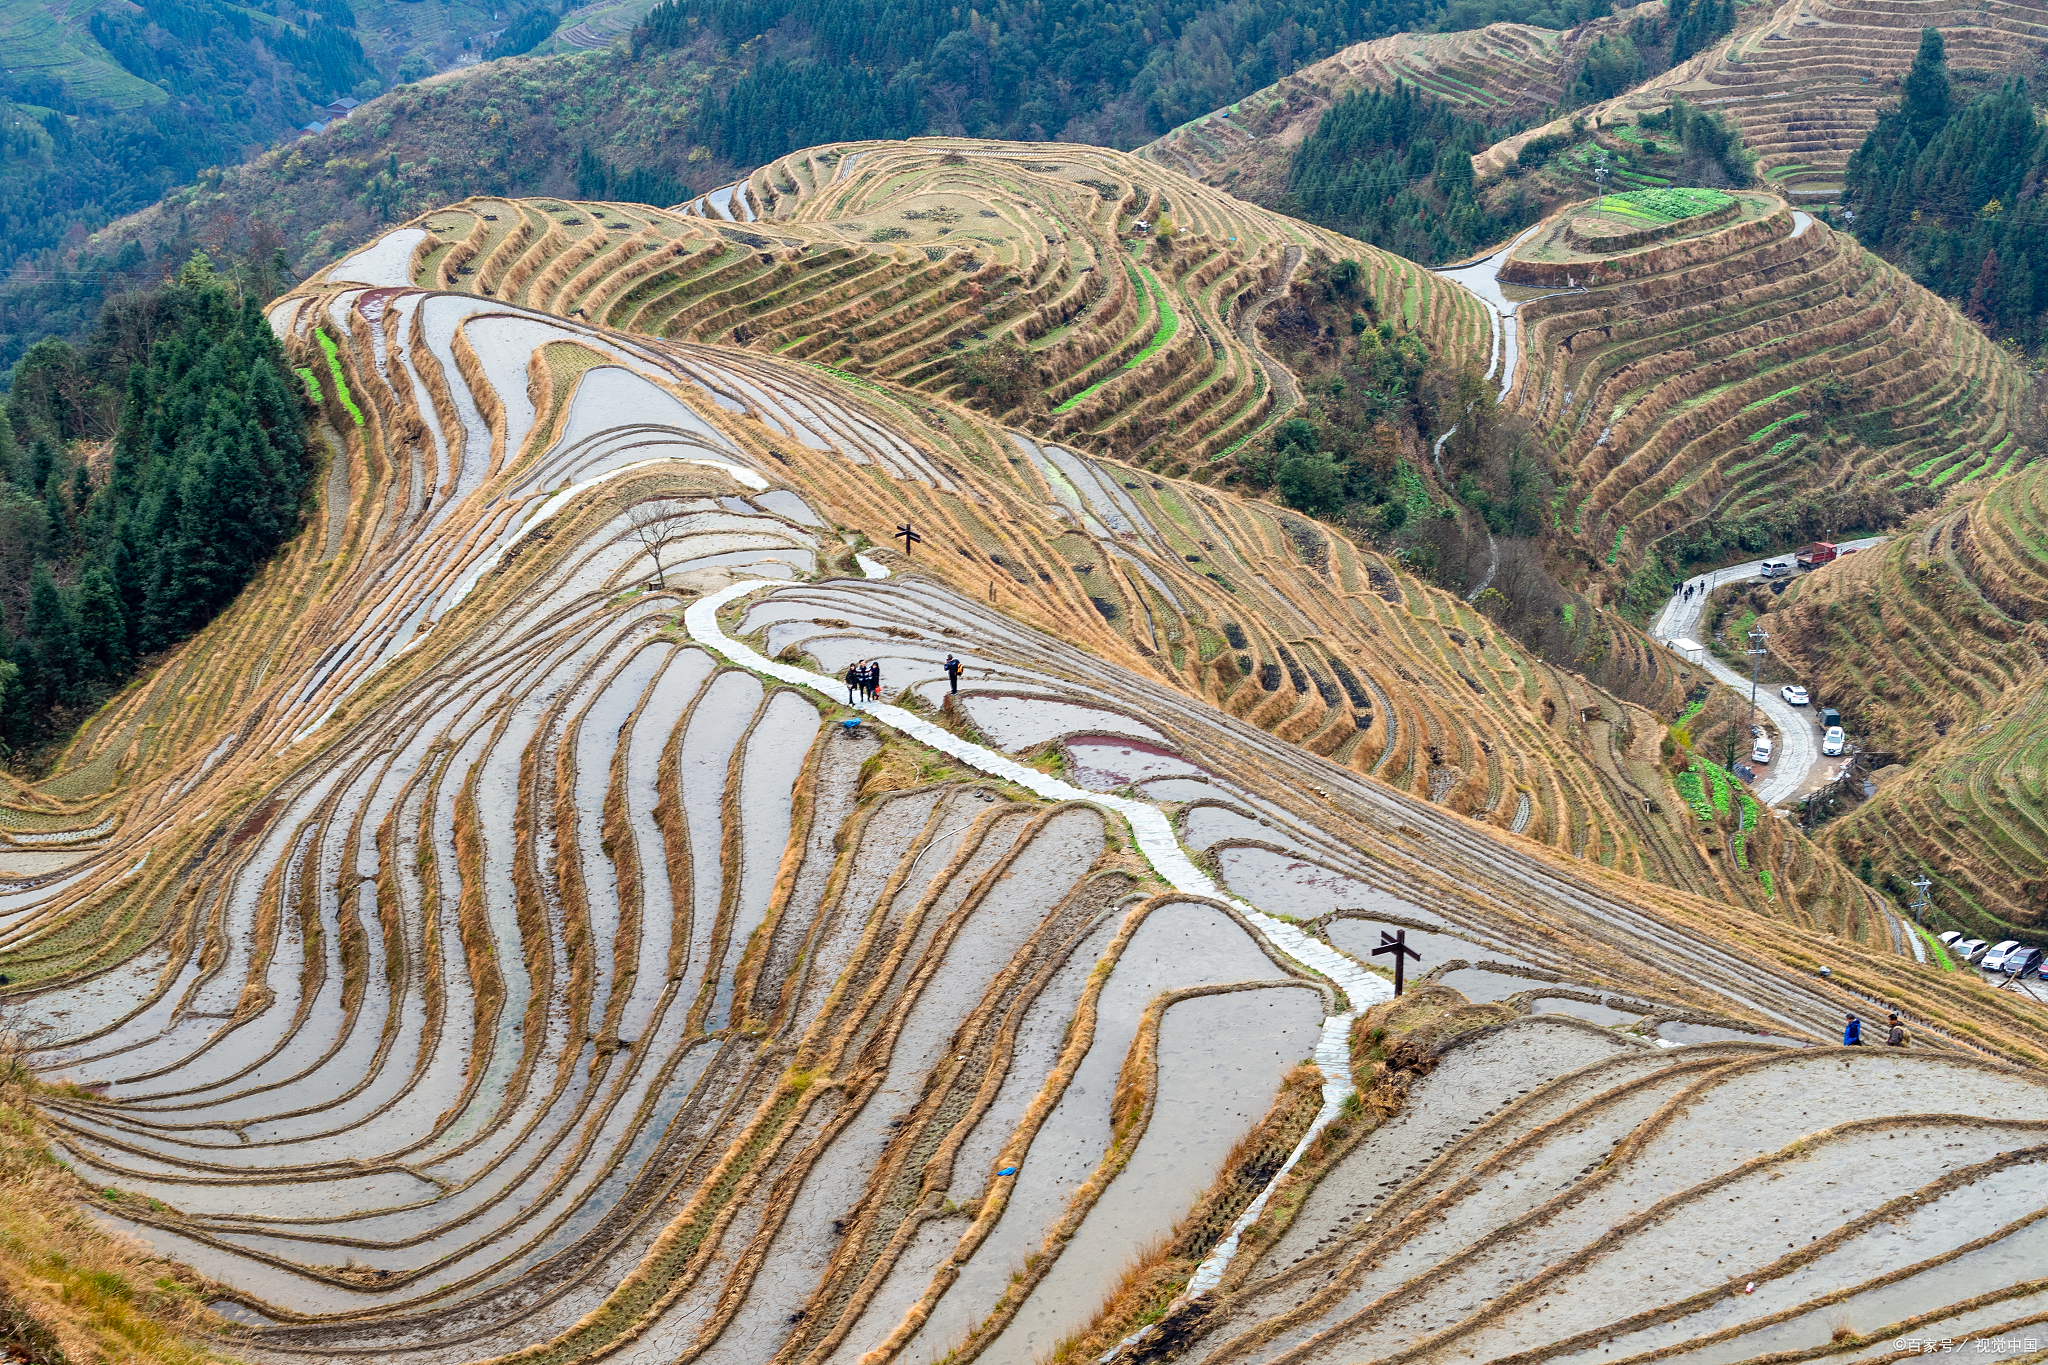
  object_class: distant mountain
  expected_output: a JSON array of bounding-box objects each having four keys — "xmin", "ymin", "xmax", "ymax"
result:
[{"xmin": 1, "ymin": 0, "xmax": 1633, "ymax": 372}]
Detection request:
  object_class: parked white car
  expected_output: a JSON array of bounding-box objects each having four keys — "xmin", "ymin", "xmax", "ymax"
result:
[
  {"xmin": 1981, "ymin": 940, "xmax": 2022, "ymax": 971},
  {"xmin": 1937, "ymin": 930, "xmax": 1964, "ymax": 948},
  {"xmin": 1822, "ymin": 725, "xmax": 1845, "ymax": 756},
  {"xmin": 1781, "ymin": 684, "xmax": 1810, "ymax": 705},
  {"xmin": 1751, "ymin": 734, "xmax": 1773, "ymax": 765},
  {"xmin": 1956, "ymin": 938, "xmax": 1989, "ymax": 963}
]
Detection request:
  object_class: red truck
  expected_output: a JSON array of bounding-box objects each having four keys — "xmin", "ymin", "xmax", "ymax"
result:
[{"xmin": 1794, "ymin": 541, "xmax": 1839, "ymax": 570}]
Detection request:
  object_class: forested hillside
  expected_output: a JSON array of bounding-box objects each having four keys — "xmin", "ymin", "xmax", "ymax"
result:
[
  {"xmin": 1278, "ymin": 83, "xmax": 1538, "ymax": 262},
  {"xmin": 0, "ymin": 253, "xmax": 313, "ymax": 758},
  {"xmin": 1843, "ymin": 29, "xmax": 2048, "ymax": 348},
  {"xmin": 0, "ymin": 0, "xmax": 614, "ymax": 373},
  {"xmin": 2, "ymin": 0, "xmax": 1665, "ymax": 379},
  {"xmin": 633, "ymin": 0, "xmax": 1599, "ymax": 148},
  {"xmin": 0, "ymin": 0, "xmax": 374, "ymax": 367}
]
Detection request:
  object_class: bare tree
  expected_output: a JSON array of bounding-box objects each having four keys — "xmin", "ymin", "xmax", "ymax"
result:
[{"xmin": 626, "ymin": 501, "xmax": 689, "ymax": 588}]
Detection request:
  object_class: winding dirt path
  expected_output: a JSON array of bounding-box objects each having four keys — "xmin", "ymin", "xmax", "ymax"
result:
[{"xmin": 1237, "ymin": 244, "xmax": 1305, "ymax": 420}]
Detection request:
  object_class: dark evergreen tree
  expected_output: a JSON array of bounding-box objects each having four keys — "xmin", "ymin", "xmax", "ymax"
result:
[
  {"xmin": 487, "ymin": 7, "xmax": 563, "ymax": 59},
  {"xmin": 1899, "ymin": 28, "xmax": 1950, "ymax": 143},
  {"xmin": 1667, "ymin": 0, "xmax": 1733, "ymax": 62},
  {"xmin": 26, "ymin": 564, "xmax": 82, "ymax": 710},
  {"xmin": 0, "ymin": 251, "xmax": 314, "ymax": 758},
  {"xmin": 1282, "ymin": 83, "xmax": 1534, "ymax": 264},
  {"xmin": 76, "ymin": 565, "xmax": 130, "ymax": 684},
  {"xmin": 1843, "ymin": 33, "xmax": 2048, "ymax": 344},
  {"xmin": 576, "ymin": 148, "xmax": 688, "ymax": 206},
  {"xmin": 1568, "ymin": 33, "xmax": 1643, "ymax": 106}
]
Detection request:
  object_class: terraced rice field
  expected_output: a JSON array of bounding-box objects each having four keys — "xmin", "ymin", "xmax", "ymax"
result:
[
  {"xmin": 390, "ymin": 140, "xmax": 1484, "ymax": 474},
  {"xmin": 1478, "ymin": 0, "xmax": 2048, "ymax": 195},
  {"xmin": 1137, "ymin": 18, "xmax": 1632, "ymax": 196},
  {"xmin": 1500, "ymin": 192, "xmax": 2029, "ymax": 583},
  {"xmin": 4, "ymin": 145, "xmax": 2048, "ymax": 1363},
  {"xmin": 1757, "ymin": 454, "xmax": 2048, "ymax": 930},
  {"xmin": 1134, "ymin": 1007, "xmax": 2048, "ymax": 1365},
  {"xmin": 1596, "ymin": 188, "xmax": 1733, "ymax": 223},
  {"xmin": 1154, "ymin": 0, "xmax": 2048, "ymax": 204}
]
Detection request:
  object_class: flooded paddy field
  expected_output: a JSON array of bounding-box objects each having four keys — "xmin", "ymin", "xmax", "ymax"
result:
[{"xmin": 3, "ymin": 166, "xmax": 2042, "ymax": 1365}]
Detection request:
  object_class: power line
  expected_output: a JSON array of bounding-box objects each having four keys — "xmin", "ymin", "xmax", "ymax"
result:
[{"xmin": 0, "ymin": 270, "xmax": 165, "ymax": 285}]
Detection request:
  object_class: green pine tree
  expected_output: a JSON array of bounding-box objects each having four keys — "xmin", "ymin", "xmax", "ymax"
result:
[
  {"xmin": 27, "ymin": 563, "xmax": 82, "ymax": 708},
  {"xmin": 1900, "ymin": 28, "xmax": 1950, "ymax": 143},
  {"xmin": 41, "ymin": 475, "xmax": 71, "ymax": 561},
  {"xmin": 76, "ymin": 564, "xmax": 130, "ymax": 683}
]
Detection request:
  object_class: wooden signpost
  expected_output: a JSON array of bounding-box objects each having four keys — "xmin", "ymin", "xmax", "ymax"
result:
[{"xmin": 1373, "ymin": 929, "xmax": 1422, "ymax": 996}]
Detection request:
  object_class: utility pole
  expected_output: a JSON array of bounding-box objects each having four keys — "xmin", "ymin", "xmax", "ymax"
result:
[
  {"xmin": 1743, "ymin": 625, "xmax": 1769, "ymax": 774},
  {"xmin": 1594, "ymin": 156, "xmax": 1610, "ymax": 213},
  {"xmin": 1909, "ymin": 874, "xmax": 1932, "ymax": 924}
]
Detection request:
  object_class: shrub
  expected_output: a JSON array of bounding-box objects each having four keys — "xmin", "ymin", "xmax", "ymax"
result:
[
  {"xmin": 1278, "ymin": 451, "xmax": 1346, "ymax": 517},
  {"xmin": 952, "ymin": 338, "xmax": 1035, "ymax": 406}
]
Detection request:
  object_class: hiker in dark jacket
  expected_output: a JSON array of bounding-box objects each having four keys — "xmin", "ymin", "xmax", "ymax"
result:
[
  {"xmin": 869, "ymin": 660, "xmax": 884, "ymax": 702},
  {"xmin": 1886, "ymin": 1013, "xmax": 1907, "ymax": 1047},
  {"xmin": 845, "ymin": 663, "xmax": 861, "ymax": 705},
  {"xmin": 1843, "ymin": 1013, "xmax": 1863, "ymax": 1046},
  {"xmin": 944, "ymin": 654, "xmax": 962, "ymax": 694}
]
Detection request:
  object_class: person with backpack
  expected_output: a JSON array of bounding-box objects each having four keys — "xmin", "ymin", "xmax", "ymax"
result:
[
  {"xmin": 1843, "ymin": 1013, "xmax": 1863, "ymax": 1046},
  {"xmin": 944, "ymin": 654, "xmax": 963, "ymax": 694},
  {"xmin": 1886, "ymin": 1013, "xmax": 1907, "ymax": 1047}
]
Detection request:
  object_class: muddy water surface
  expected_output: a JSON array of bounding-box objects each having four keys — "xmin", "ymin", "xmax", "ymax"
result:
[
  {"xmin": 986, "ymin": 984, "xmax": 1324, "ymax": 1364},
  {"xmin": 900, "ymin": 901, "xmax": 1288, "ymax": 1364},
  {"xmin": 958, "ymin": 696, "xmax": 1163, "ymax": 752}
]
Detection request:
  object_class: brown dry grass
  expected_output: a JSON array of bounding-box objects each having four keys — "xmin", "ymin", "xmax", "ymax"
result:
[{"xmin": 0, "ymin": 1039, "xmax": 238, "ymax": 1365}]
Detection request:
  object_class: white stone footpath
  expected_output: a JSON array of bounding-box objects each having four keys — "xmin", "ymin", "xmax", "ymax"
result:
[{"xmin": 684, "ymin": 579, "xmax": 1392, "ymax": 1300}]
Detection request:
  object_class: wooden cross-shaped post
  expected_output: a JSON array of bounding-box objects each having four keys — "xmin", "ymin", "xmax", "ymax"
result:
[
  {"xmin": 895, "ymin": 523, "xmax": 922, "ymax": 556},
  {"xmin": 1372, "ymin": 929, "xmax": 1423, "ymax": 997}
]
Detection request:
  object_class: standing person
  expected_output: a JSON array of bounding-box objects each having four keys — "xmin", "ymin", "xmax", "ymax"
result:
[
  {"xmin": 944, "ymin": 654, "xmax": 962, "ymax": 694},
  {"xmin": 1886, "ymin": 1013, "xmax": 1907, "ymax": 1047},
  {"xmin": 845, "ymin": 662, "xmax": 861, "ymax": 706},
  {"xmin": 870, "ymin": 660, "xmax": 885, "ymax": 703},
  {"xmin": 1843, "ymin": 1013, "xmax": 1863, "ymax": 1046}
]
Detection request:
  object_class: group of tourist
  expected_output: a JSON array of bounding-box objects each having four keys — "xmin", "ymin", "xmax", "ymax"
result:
[
  {"xmin": 845, "ymin": 660, "xmax": 884, "ymax": 704},
  {"xmin": 842, "ymin": 654, "xmax": 968, "ymax": 705}
]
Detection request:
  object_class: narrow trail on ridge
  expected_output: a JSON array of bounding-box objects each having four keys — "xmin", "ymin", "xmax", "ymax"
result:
[
  {"xmin": 1467, "ymin": 529, "xmax": 1499, "ymax": 602},
  {"xmin": 1430, "ymin": 416, "xmax": 1498, "ymax": 604},
  {"xmin": 1237, "ymin": 245, "xmax": 1306, "ymax": 419}
]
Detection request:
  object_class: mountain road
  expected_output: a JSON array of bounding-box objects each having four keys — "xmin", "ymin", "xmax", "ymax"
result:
[{"xmin": 1647, "ymin": 538, "xmax": 1886, "ymax": 806}]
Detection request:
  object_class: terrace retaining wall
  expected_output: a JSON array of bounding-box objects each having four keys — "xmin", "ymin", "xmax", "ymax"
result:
[
  {"xmin": 1563, "ymin": 198, "xmax": 1741, "ymax": 253},
  {"xmin": 1503, "ymin": 200, "xmax": 1790, "ymax": 286}
]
